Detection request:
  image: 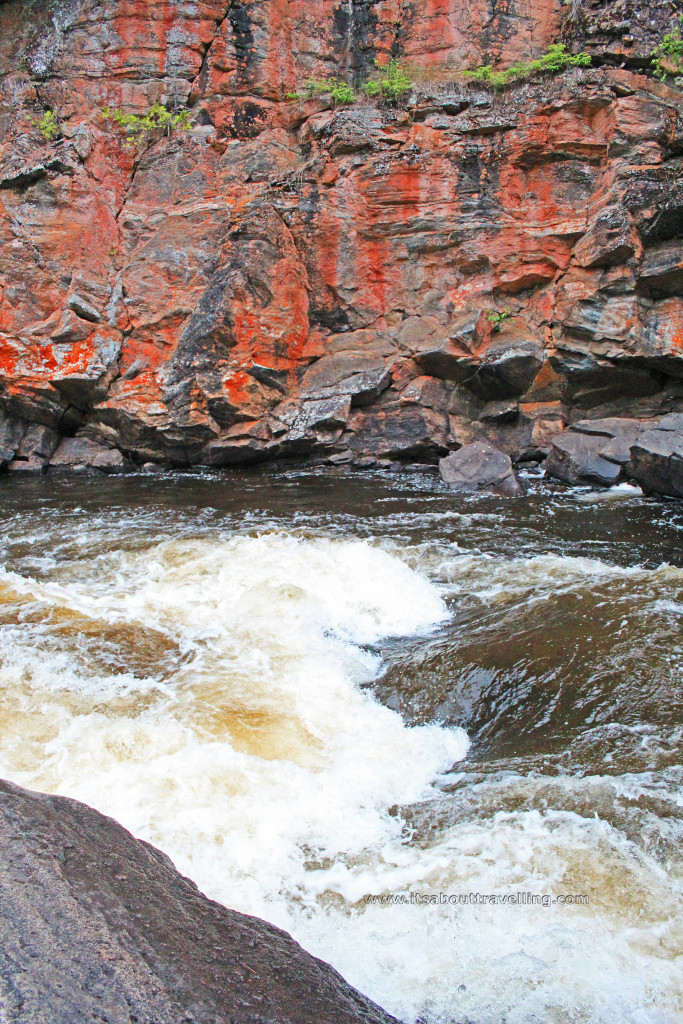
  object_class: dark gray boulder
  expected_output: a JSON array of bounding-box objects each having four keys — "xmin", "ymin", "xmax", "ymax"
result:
[
  {"xmin": 439, "ymin": 442, "xmax": 522, "ymax": 496},
  {"xmin": 0, "ymin": 779, "xmax": 399, "ymax": 1024},
  {"xmin": 544, "ymin": 418, "xmax": 646, "ymax": 486},
  {"xmin": 628, "ymin": 415, "xmax": 683, "ymax": 498},
  {"xmin": 50, "ymin": 437, "xmax": 126, "ymax": 473}
]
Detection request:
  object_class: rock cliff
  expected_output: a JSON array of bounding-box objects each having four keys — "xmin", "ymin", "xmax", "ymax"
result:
[
  {"xmin": 0, "ymin": 0, "xmax": 682, "ymax": 477},
  {"xmin": 0, "ymin": 778, "xmax": 399, "ymax": 1024}
]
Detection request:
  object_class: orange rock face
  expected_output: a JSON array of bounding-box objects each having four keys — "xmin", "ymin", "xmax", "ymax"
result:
[{"xmin": 0, "ymin": 0, "xmax": 681, "ymax": 469}]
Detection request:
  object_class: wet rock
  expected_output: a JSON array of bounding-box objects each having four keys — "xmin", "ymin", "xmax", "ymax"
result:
[
  {"xmin": 628, "ymin": 416, "xmax": 683, "ymax": 498},
  {"xmin": 0, "ymin": 778, "xmax": 399, "ymax": 1024},
  {"xmin": 50, "ymin": 437, "xmax": 126, "ymax": 473},
  {"xmin": 200, "ymin": 435, "xmax": 268, "ymax": 467},
  {"xmin": 544, "ymin": 418, "xmax": 646, "ymax": 486},
  {"xmin": 572, "ymin": 417, "xmax": 645, "ymax": 464},
  {"xmin": 545, "ymin": 431, "xmax": 622, "ymax": 486},
  {"xmin": 7, "ymin": 457, "xmax": 45, "ymax": 473},
  {"xmin": 439, "ymin": 442, "xmax": 522, "ymax": 496}
]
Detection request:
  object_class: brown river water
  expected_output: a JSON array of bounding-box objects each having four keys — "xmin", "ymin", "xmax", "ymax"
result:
[{"xmin": 0, "ymin": 468, "xmax": 681, "ymax": 1023}]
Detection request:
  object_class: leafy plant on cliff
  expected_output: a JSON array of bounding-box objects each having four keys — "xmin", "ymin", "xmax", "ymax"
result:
[
  {"xmin": 287, "ymin": 78, "xmax": 355, "ymax": 105},
  {"xmin": 487, "ymin": 308, "xmax": 512, "ymax": 332},
  {"xmin": 652, "ymin": 19, "xmax": 683, "ymax": 79},
  {"xmin": 464, "ymin": 43, "xmax": 591, "ymax": 90},
  {"xmin": 362, "ymin": 58, "xmax": 413, "ymax": 102},
  {"xmin": 101, "ymin": 102, "xmax": 191, "ymax": 147},
  {"xmin": 30, "ymin": 109, "xmax": 61, "ymax": 140}
]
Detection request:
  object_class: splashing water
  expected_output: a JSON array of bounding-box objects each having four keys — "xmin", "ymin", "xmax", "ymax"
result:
[{"xmin": 0, "ymin": 472, "xmax": 680, "ymax": 1024}]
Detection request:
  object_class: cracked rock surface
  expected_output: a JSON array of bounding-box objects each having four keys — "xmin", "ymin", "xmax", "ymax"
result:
[{"xmin": 0, "ymin": 0, "xmax": 682, "ymax": 491}]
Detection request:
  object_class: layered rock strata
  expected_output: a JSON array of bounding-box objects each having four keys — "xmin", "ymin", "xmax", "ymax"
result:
[
  {"xmin": 0, "ymin": 778, "xmax": 399, "ymax": 1024},
  {"xmin": 0, "ymin": 0, "xmax": 682, "ymax": 486}
]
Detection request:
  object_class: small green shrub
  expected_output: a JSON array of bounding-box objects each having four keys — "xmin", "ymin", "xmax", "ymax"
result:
[
  {"xmin": 285, "ymin": 43, "xmax": 590, "ymax": 110},
  {"xmin": 31, "ymin": 109, "xmax": 60, "ymax": 140},
  {"xmin": 288, "ymin": 77, "xmax": 355, "ymax": 105},
  {"xmin": 362, "ymin": 58, "xmax": 413, "ymax": 102},
  {"xmin": 101, "ymin": 102, "xmax": 191, "ymax": 147},
  {"xmin": 329, "ymin": 79, "xmax": 356, "ymax": 105},
  {"xmin": 464, "ymin": 43, "xmax": 591, "ymax": 90},
  {"xmin": 652, "ymin": 19, "xmax": 683, "ymax": 79},
  {"xmin": 487, "ymin": 308, "xmax": 512, "ymax": 332}
]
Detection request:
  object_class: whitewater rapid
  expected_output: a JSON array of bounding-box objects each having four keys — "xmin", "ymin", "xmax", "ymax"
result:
[{"xmin": 0, "ymin": 476, "xmax": 680, "ymax": 1024}]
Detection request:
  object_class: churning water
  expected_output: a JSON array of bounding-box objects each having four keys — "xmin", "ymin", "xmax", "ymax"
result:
[{"xmin": 0, "ymin": 470, "xmax": 681, "ymax": 1023}]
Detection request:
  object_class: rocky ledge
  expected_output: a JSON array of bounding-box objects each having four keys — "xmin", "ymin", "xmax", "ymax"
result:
[
  {"xmin": 0, "ymin": 778, "xmax": 398, "ymax": 1024},
  {"xmin": 0, "ymin": 0, "xmax": 682, "ymax": 496}
]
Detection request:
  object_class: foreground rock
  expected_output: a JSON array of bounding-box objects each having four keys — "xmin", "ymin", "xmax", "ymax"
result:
[
  {"xmin": 628, "ymin": 414, "xmax": 683, "ymax": 498},
  {"xmin": 439, "ymin": 443, "xmax": 522, "ymax": 496},
  {"xmin": 0, "ymin": 779, "xmax": 398, "ymax": 1024}
]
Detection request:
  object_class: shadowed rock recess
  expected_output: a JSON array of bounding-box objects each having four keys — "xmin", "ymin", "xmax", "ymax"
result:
[
  {"xmin": 0, "ymin": 0, "xmax": 682, "ymax": 493},
  {"xmin": 0, "ymin": 779, "xmax": 399, "ymax": 1024}
]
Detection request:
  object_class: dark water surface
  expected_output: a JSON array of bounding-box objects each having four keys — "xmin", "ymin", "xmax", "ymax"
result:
[{"xmin": 0, "ymin": 469, "xmax": 681, "ymax": 1023}]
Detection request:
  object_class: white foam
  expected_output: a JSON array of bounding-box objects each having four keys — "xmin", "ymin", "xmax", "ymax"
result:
[
  {"xmin": 0, "ymin": 532, "xmax": 680, "ymax": 1024},
  {"xmin": 299, "ymin": 808, "xmax": 682, "ymax": 1024},
  {"xmin": 577, "ymin": 483, "xmax": 644, "ymax": 502}
]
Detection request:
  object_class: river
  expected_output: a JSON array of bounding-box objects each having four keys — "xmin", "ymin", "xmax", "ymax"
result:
[{"xmin": 0, "ymin": 468, "xmax": 680, "ymax": 1023}]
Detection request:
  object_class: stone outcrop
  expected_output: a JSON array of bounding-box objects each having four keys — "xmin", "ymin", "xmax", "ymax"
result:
[
  {"xmin": 543, "ymin": 413, "xmax": 683, "ymax": 493},
  {"xmin": 0, "ymin": 0, "xmax": 681, "ymax": 491},
  {"xmin": 629, "ymin": 413, "xmax": 683, "ymax": 497},
  {"xmin": 0, "ymin": 778, "xmax": 399, "ymax": 1024},
  {"xmin": 544, "ymin": 416, "xmax": 646, "ymax": 485}
]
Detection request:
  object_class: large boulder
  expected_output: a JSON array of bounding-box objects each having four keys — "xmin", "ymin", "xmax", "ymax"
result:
[
  {"xmin": 439, "ymin": 442, "xmax": 522, "ymax": 496},
  {"xmin": 0, "ymin": 779, "xmax": 399, "ymax": 1024},
  {"xmin": 544, "ymin": 418, "xmax": 646, "ymax": 486},
  {"xmin": 628, "ymin": 414, "xmax": 683, "ymax": 498},
  {"xmin": 50, "ymin": 436, "xmax": 127, "ymax": 473}
]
